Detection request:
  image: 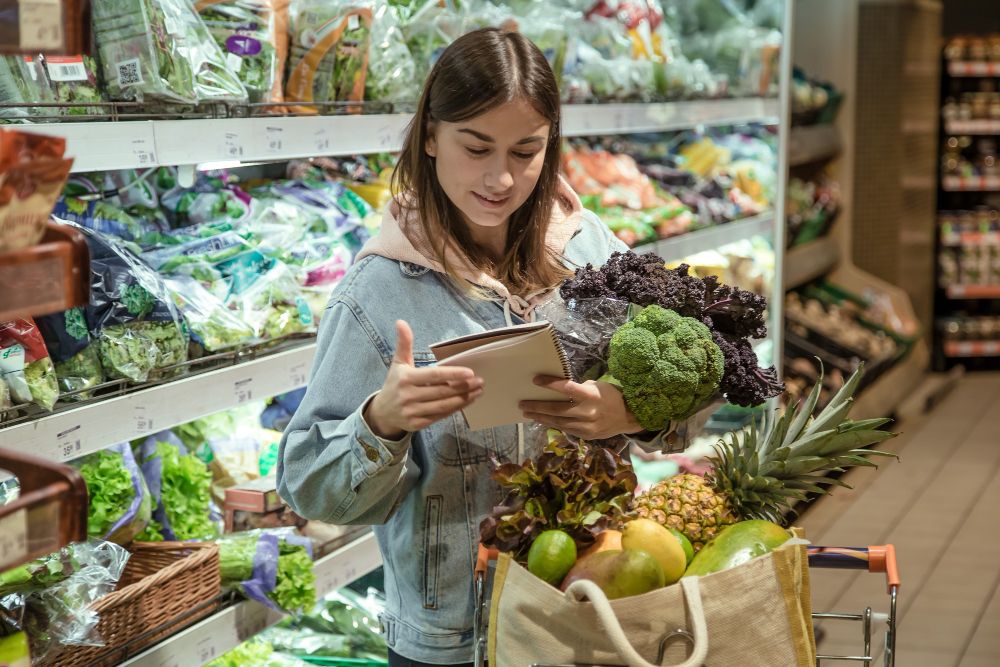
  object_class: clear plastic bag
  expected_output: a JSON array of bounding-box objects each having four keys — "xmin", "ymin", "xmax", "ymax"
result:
[
  {"xmin": 536, "ymin": 295, "xmax": 630, "ymax": 382},
  {"xmin": 365, "ymin": 1, "xmax": 419, "ymax": 105},
  {"xmin": 228, "ymin": 261, "xmax": 316, "ymax": 340},
  {"xmin": 0, "ymin": 318, "xmax": 60, "ymax": 411},
  {"xmin": 35, "ymin": 308, "xmax": 106, "ymax": 400},
  {"xmin": 92, "ymin": 0, "xmax": 249, "ymax": 104},
  {"xmin": 0, "ymin": 55, "xmax": 54, "ymax": 122},
  {"xmin": 163, "ymin": 275, "xmax": 257, "ymax": 353},
  {"xmin": 217, "ymin": 528, "xmax": 316, "ymax": 614}
]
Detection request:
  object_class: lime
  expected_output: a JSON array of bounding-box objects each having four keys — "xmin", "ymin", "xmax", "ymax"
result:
[
  {"xmin": 527, "ymin": 530, "xmax": 578, "ymax": 587},
  {"xmin": 668, "ymin": 528, "xmax": 695, "ymax": 565}
]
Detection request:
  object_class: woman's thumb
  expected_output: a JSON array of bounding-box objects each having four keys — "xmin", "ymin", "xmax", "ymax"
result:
[{"xmin": 393, "ymin": 320, "xmax": 415, "ymax": 366}]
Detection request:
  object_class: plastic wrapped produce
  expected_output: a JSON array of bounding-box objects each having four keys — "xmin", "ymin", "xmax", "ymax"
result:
[
  {"xmin": 91, "ymin": 0, "xmax": 249, "ymax": 104},
  {"xmin": 365, "ymin": 1, "xmax": 419, "ymax": 105},
  {"xmin": 39, "ymin": 55, "xmax": 106, "ymax": 116},
  {"xmin": 163, "ymin": 275, "xmax": 257, "ymax": 353},
  {"xmin": 75, "ymin": 443, "xmax": 154, "ymax": 544},
  {"xmin": 35, "ymin": 308, "xmax": 105, "ymax": 400},
  {"xmin": 157, "ymin": 170, "xmax": 252, "ymax": 227},
  {"xmin": 0, "ymin": 318, "xmax": 60, "ymax": 410},
  {"xmin": 217, "ymin": 528, "xmax": 316, "ymax": 613},
  {"xmin": 228, "ymin": 261, "xmax": 316, "ymax": 340},
  {"xmin": 0, "ymin": 55, "xmax": 54, "ymax": 122},
  {"xmin": 264, "ymin": 587, "xmax": 388, "ymax": 660},
  {"xmin": 286, "ymin": 0, "xmax": 373, "ymax": 111},
  {"xmin": 195, "ymin": 0, "xmax": 290, "ymax": 104},
  {"xmin": 74, "ymin": 223, "xmax": 189, "ymax": 382}
]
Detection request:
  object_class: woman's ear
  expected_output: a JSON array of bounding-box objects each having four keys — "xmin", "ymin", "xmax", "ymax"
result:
[{"xmin": 425, "ymin": 121, "xmax": 438, "ymax": 158}]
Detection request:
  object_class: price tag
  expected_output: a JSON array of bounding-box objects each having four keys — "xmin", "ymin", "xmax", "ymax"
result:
[
  {"xmin": 265, "ymin": 126, "xmax": 283, "ymax": 153},
  {"xmin": 314, "ymin": 128, "xmax": 331, "ymax": 153},
  {"xmin": 289, "ymin": 362, "xmax": 307, "ymax": 387},
  {"xmin": 224, "ymin": 132, "xmax": 244, "ymax": 159},
  {"xmin": 56, "ymin": 425, "xmax": 83, "ymax": 462},
  {"xmin": 134, "ymin": 405, "xmax": 152, "ymax": 434},
  {"xmin": 196, "ymin": 636, "xmax": 218, "ymax": 663},
  {"xmin": 0, "ymin": 509, "xmax": 28, "ymax": 570},
  {"xmin": 132, "ymin": 137, "xmax": 157, "ymax": 166},
  {"xmin": 234, "ymin": 378, "xmax": 254, "ymax": 404}
]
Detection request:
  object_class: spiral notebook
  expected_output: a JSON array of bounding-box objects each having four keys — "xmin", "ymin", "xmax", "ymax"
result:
[{"xmin": 430, "ymin": 321, "xmax": 572, "ymax": 430}]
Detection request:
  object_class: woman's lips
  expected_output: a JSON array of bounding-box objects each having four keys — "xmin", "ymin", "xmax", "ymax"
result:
[{"xmin": 473, "ymin": 192, "xmax": 510, "ymax": 209}]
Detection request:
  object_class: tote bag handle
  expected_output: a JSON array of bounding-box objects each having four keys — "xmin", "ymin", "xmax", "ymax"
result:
[{"xmin": 564, "ymin": 577, "xmax": 709, "ymax": 667}]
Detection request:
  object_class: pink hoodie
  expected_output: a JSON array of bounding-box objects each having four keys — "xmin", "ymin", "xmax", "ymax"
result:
[{"xmin": 355, "ymin": 176, "xmax": 585, "ymax": 319}]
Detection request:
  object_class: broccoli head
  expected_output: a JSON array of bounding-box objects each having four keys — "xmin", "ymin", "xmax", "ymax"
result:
[{"xmin": 607, "ymin": 305, "xmax": 724, "ymax": 430}]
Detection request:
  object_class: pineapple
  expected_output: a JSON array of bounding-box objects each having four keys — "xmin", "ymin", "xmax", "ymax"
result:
[{"xmin": 633, "ymin": 365, "xmax": 896, "ymax": 552}]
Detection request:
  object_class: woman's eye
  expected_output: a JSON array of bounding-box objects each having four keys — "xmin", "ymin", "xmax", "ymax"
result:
[
  {"xmin": 466, "ymin": 147, "xmax": 489, "ymax": 156},
  {"xmin": 512, "ymin": 151, "xmax": 538, "ymax": 160}
]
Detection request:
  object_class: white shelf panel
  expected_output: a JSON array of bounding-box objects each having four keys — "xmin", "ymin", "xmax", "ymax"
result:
[
  {"xmin": 944, "ymin": 119, "xmax": 1000, "ymax": 135},
  {"xmin": 120, "ymin": 531, "xmax": 382, "ymax": 667},
  {"xmin": 788, "ymin": 124, "xmax": 842, "ymax": 166},
  {"xmin": 641, "ymin": 212, "xmax": 774, "ymax": 261},
  {"xmin": 26, "ymin": 99, "xmax": 780, "ymax": 173},
  {"xmin": 0, "ymin": 342, "xmax": 316, "ymax": 462},
  {"xmin": 784, "ymin": 237, "xmax": 840, "ymax": 289}
]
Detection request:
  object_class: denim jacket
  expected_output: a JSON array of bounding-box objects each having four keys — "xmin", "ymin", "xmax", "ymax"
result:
[{"xmin": 277, "ymin": 212, "xmax": 668, "ymax": 662}]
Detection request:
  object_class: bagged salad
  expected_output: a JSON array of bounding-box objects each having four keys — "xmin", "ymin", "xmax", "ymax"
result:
[
  {"xmin": 91, "ymin": 0, "xmax": 249, "ymax": 104},
  {"xmin": 38, "ymin": 55, "xmax": 106, "ymax": 116},
  {"xmin": 163, "ymin": 275, "xmax": 257, "ymax": 353},
  {"xmin": 218, "ymin": 528, "xmax": 316, "ymax": 614},
  {"xmin": 0, "ymin": 56, "xmax": 54, "ymax": 123},
  {"xmin": 53, "ymin": 172, "xmax": 165, "ymax": 245},
  {"xmin": 228, "ymin": 260, "xmax": 315, "ymax": 340},
  {"xmin": 135, "ymin": 431, "xmax": 220, "ymax": 541},
  {"xmin": 75, "ymin": 223, "xmax": 189, "ymax": 382},
  {"xmin": 75, "ymin": 442, "xmax": 154, "ymax": 544},
  {"xmin": 34, "ymin": 308, "xmax": 105, "ymax": 400},
  {"xmin": 286, "ymin": 0, "xmax": 373, "ymax": 111},
  {"xmin": 0, "ymin": 318, "xmax": 60, "ymax": 410},
  {"xmin": 195, "ymin": 0, "xmax": 290, "ymax": 104}
]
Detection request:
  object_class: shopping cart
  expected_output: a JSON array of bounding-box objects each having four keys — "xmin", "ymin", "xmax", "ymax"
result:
[{"xmin": 473, "ymin": 543, "xmax": 899, "ymax": 667}]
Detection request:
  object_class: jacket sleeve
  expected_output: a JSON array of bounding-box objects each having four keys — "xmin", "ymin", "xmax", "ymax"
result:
[{"xmin": 277, "ymin": 296, "xmax": 421, "ymax": 525}]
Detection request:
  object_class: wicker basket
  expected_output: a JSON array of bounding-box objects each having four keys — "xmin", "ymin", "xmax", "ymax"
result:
[{"xmin": 39, "ymin": 541, "xmax": 222, "ymax": 667}]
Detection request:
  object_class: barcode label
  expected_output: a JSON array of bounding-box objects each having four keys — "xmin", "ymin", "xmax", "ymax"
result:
[
  {"xmin": 56, "ymin": 425, "xmax": 83, "ymax": 462},
  {"xmin": 348, "ymin": 14, "xmax": 360, "ymax": 31},
  {"xmin": 289, "ymin": 362, "xmax": 307, "ymax": 387},
  {"xmin": 134, "ymin": 405, "xmax": 152, "ymax": 433},
  {"xmin": 234, "ymin": 378, "xmax": 253, "ymax": 404},
  {"xmin": 265, "ymin": 126, "xmax": 283, "ymax": 152},
  {"xmin": 46, "ymin": 56, "xmax": 88, "ymax": 82},
  {"xmin": 117, "ymin": 58, "xmax": 143, "ymax": 87},
  {"xmin": 0, "ymin": 509, "xmax": 27, "ymax": 570},
  {"xmin": 224, "ymin": 131, "xmax": 244, "ymax": 158}
]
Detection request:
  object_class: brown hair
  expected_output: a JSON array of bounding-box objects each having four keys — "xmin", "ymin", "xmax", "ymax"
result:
[{"xmin": 392, "ymin": 27, "xmax": 572, "ymax": 297}]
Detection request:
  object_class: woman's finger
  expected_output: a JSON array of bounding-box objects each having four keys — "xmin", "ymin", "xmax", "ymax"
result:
[
  {"xmin": 406, "ymin": 390, "xmax": 483, "ymax": 419},
  {"xmin": 406, "ymin": 379, "xmax": 483, "ymax": 402},
  {"xmin": 408, "ymin": 364, "xmax": 477, "ymax": 385},
  {"xmin": 533, "ymin": 375, "xmax": 589, "ymax": 400}
]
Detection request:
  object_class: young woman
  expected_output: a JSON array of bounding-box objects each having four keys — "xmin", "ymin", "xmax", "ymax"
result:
[{"xmin": 277, "ymin": 27, "xmax": 671, "ymax": 666}]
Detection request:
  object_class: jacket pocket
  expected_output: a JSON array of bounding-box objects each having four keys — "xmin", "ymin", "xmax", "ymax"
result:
[{"xmin": 421, "ymin": 495, "xmax": 443, "ymax": 609}]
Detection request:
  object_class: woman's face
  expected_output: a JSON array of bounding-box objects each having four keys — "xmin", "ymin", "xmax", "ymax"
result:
[{"xmin": 426, "ymin": 98, "xmax": 551, "ymax": 231}]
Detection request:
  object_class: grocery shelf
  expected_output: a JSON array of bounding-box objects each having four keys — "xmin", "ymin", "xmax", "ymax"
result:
[
  {"xmin": 942, "ymin": 175, "xmax": 1000, "ymax": 191},
  {"xmin": 947, "ymin": 61, "xmax": 1000, "ymax": 77},
  {"xmin": 0, "ymin": 341, "xmax": 316, "ymax": 462},
  {"xmin": 120, "ymin": 530, "xmax": 382, "ymax": 667},
  {"xmin": 24, "ymin": 98, "xmax": 780, "ymax": 172},
  {"xmin": 945, "ymin": 284, "xmax": 1000, "ymax": 299},
  {"xmin": 853, "ymin": 341, "xmax": 930, "ymax": 420},
  {"xmin": 643, "ymin": 211, "xmax": 774, "ymax": 261},
  {"xmin": 783, "ymin": 237, "xmax": 841, "ymax": 289},
  {"xmin": 787, "ymin": 124, "xmax": 842, "ymax": 166},
  {"xmin": 940, "ymin": 230, "xmax": 1000, "ymax": 247},
  {"xmin": 944, "ymin": 340, "xmax": 1000, "ymax": 358},
  {"xmin": 944, "ymin": 119, "xmax": 1000, "ymax": 135},
  {"xmin": 0, "ymin": 222, "xmax": 90, "ymax": 321}
]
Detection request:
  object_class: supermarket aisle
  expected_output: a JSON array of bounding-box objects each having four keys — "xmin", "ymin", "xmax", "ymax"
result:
[{"xmin": 798, "ymin": 372, "xmax": 1000, "ymax": 667}]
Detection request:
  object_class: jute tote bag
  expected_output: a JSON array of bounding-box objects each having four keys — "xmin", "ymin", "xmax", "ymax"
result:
[{"xmin": 487, "ymin": 540, "xmax": 815, "ymax": 666}]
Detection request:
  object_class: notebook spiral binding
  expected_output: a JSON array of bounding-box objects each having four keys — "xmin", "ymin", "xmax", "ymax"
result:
[{"xmin": 548, "ymin": 328, "xmax": 574, "ymax": 380}]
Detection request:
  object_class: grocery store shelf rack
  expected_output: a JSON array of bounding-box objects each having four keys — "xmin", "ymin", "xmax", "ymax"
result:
[
  {"xmin": 942, "ymin": 175, "xmax": 1000, "ymax": 192},
  {"xmin": 947, "ymin": 61, "xmax": 1000, "ymax": 77},
  {"xmin": 945, "ymin": 284, "xmax": 1000, "ymax": 299},
  {"xmin": 783, "ymin": 237, "xmax": 841, "ymax": 289},
  {"xmin": 944, "ymin": 119, "xmax": 1000, "ymax": 135},
  {"xmin": 787, "ymin": 124, "xmax": 842, "ymax": 167},
  {"xmin": 0, "ymin": 338, "xmax": 317, "ymax": 462},
  {"xmin": 944, "ymin": 340, "xmax": 1000, "ymax": 358},
  {"xmin": 23, "ymin": 98, "xmax": 780, "ymax": 173},
  {"xmin": 120, "ymin": 530, "xmax": 382, "ymax": 667},
  {"xmin": 644, "ymin": 211, "xmax": 774, "ymax": 261}
]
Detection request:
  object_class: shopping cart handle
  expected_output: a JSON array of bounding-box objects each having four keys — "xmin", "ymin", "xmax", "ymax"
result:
[
  {"xmin": 476, "ymin": 544, "xmax": 499, "ymax": 577},
  {"xmin": 808, "ymin": 545, "xmax": 900, "ymax": 593}
]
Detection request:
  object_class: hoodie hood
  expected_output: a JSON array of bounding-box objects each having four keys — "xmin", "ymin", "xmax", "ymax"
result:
[{"xmin": 355, "ymin": 176, "xmax": 584, "ymax": 319}]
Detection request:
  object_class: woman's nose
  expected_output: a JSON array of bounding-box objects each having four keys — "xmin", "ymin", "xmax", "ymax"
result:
[{"xmin": 485, "ymin": 159, "xmax": 514, "ymax": 191}]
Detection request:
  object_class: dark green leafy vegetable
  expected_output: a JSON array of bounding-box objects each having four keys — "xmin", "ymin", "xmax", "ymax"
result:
[
  {"xmin": 479, "ymin": 437, "xmax": 637, "ymax": 561},
  {"xmin": 155, "ymin": 441, "xmax": 219, "ymax": 540},
  {"xmin": 78, "ymin": 451, "xmax": 135, "ymax": 538},
  {"xmin": 219, "ymin": 532, "xmax": 316, "ymax": 614}
]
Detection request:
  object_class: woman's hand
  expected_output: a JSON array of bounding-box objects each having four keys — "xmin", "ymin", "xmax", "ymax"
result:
[
  {"xmin": 520, "ymin": 375, "xmax": 644, "ymax": 440},
  {"xmin": 365, "ymin": 321, "xmax": 484, "ymax": 440}
]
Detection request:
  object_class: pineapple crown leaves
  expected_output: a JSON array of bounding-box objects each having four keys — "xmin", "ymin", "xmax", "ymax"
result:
[
  {"xmin": 479, "ymin": 438, "xmax": 637, "ymax": 560},
  {"xmin": 708, "ymin": 362, "xmax": 899, "ymax": 523}
]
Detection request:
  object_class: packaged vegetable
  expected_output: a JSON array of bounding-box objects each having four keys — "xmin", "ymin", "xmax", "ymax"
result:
[
  {"xmin": 38, "ymin": 55, "xmax": 106, "ymax": 116},
  {"xmin": 195, "ymin": 0, "xmax": 290, "ymax": 104},
  {"xmin": 0, "ymin": 128, "xmax": 74, "ymax": 252},
  {"xmin": 157, "ymin": 170, "xmax": 252, "ymax": 227},
  {"xmin": 228, "ymin": 261, "xmax": 315, "ymax": 340},
  {"xmin": 136, "ymin": 432, "xmax": 220, "ymax": 541},
  {"xmin": 0, "ymin": 56, "xmax": 55, "ymax": 123},
  {"xmin": 91, "ymin": 0, "xmax": 249, "ymax": 104},
  {"xmin": 163, "ymin": 275, "xmax": 257, "ymax": 353},
  {"xmin": 0, "ymin": 540, "xmax": 130, "ymax": 663},
  {"xmin": 217, "ymin": 528, "xmax": 316, "ymax": 613},
  {"xmin": 286, "ymin": 0, "xmax": 373, "ymax": 112},
  {"xmin": 267, "ymin": 586, "xmax": 388, "ymax": 660},
  {"xmin": 206, "ymin": 638, "xmax": 313, "ymax": 667},
  {"xmin": 365, "ymin": 0, "xmax": 419, "ymax": 106},
  {"xmin": 75, "ymin": 223, "xmax": 189, "ymax": 382},
  {"xmin": 75, "ymin": 443, "xmax": 154, "ymax": 545},
  {"xmin": 0, "ymin": 318, "xmax": 60, "ymax": 410},
  {"xmin": 35, "ymin": 308, "xmax": 105, "ymax": 399}
]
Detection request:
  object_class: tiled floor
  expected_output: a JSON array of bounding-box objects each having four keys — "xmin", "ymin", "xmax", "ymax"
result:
[{"xmin": 797, "ymin": 371, "xmax": 1000, "ymax": 666}]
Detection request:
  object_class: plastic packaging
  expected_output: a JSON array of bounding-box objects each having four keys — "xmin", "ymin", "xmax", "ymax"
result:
[
  {"xmin": 0, "ymin": 540, "xmax": 130, "ymax": 662},
  {"xmin": 73, "ymin": 223, "xmax": 189, "ymax": 382},
  {"xmin": 195, "ymin": 0, "xmax": 290, "ymax": 104},
  {"xmin": 35, "ymin": 308, "xmax": 106, "ymax": 400},
  {"xmin": 536, "ymin": 295, "xmax": 631, "ymax": 382},
  {"xmin": 217, "ymin": 528, "xmax": 316, "ymax": 613},
  {"xmin": 163, "ymin": 275, "xmax": 257, "ymax": 353},
  {"xmin": 228, "ymin": 261, "xmax": 316, "ymax": 340},
  {"xmin": 75, "ymin": 442, "xmax": 154, "ymax": 544},
  {"xmin": 0, "ymin": 318, "xmax": 60, "ymax": 410},
  {"xmin": 39, "ymin": 54, "xmax": 106, "ymax": 116},
  {"xmin": 365, "ymin": 1, "xmax": 419, "ymax": 106},
  {"xmin": 91, "ymin": 0, "xmax": 249, "ymax": 104},
  {"xmin": 286, "ymin": 0, "xmax": 373, "ymax": 111},
  {"xmin": 0, "ymin": 55, "xmax": 54, "ymax": 122}
]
